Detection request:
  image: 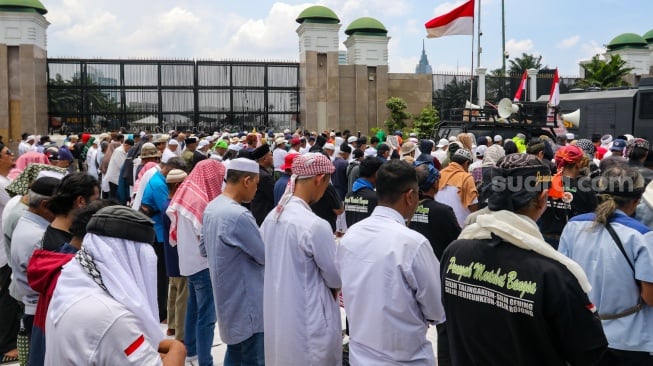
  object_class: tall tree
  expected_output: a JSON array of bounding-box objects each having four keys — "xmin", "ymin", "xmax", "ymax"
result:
[
  {"xmin": 576, "ymin": 54, "xmax": 634, "ymax": 88},
  {"xmin": 508, "ymin": 53, "xmax": 543, "ymax": 75},
  {"xmin": 433, "ymin": 77, "xmax": 473, "ymax": 120}
]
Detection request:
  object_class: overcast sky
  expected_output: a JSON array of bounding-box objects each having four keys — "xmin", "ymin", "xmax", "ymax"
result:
[{"xmin": 42, "ymin": 0, "xmax": 653, "ymax": 77}]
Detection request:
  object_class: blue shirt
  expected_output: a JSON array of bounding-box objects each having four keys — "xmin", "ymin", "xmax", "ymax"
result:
[
  {"xmin": 559, "ymin": 210, "xmax": 653, "ymax": 352},
  {"xmin": 201, "ymin": 194, "xmax": 265, "ymax": 344},
  {"xmin": 141, "ymin": 170, "xmax": 168, "ymax": 243},
  {"xmin": 273, "ymin": 173, "xmax": 290, "ymax": 206}
]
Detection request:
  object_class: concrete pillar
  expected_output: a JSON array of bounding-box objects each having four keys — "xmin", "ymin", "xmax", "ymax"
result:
[
  {"xmin": 527, "ymin": 68, "xmax": 538, "ymax": 102},
  {"xmin": 476, "ymin": 68, "xmax": 487, "ymax": 107}
]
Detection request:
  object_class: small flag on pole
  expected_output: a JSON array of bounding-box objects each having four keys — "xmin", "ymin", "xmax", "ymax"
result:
[
  {"xmin": 548, "ymin": 68, "xmax": 560, "ymax": 107},
  {"xmin": 425, "ymin": 0, "xmax": 474, "ymax": 38},
  {"xmin": 547, "ymin": 68, "xmax": 560, "ymax": 125},
  {"xmin": 513, "ymin": 70, "xmax": 528, "ymax": 102}
]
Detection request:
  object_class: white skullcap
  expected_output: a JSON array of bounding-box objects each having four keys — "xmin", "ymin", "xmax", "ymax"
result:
[
  {"xmin": 198, "ymin": 140, "xmax": 210, "ymax": 149},
  {"xmin": 494, "ymin": 135, "xmax": 503, "ymax": 142},
  {"xmin": 228, "ymin": 158, "xmax": 259, "ymax": 173},
  {"xmin": 168, "ymin": 139, "xmax": 179, "ymax": 146},
  {"xmin": 347, "ymin": 136, "xmax": 357, "ymax": 143},
  {"xmin": 324, "ymin": 143, "xmax": 335, "ymax": 150},
  {"xmin": 36, "ymin": 170, "xmax": 65, "ymax": 181}
]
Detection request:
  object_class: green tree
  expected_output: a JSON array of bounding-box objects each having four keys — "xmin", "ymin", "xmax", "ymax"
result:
[
  {"xmin": 575, "ymin": 54, "xmax": 634, "ymax": 88},
  {"xmin": 411, "ymin": 105, "xmax": 440, "ymax": 139},
  {"xmin": 433, "ymin": 77, "xmax": 473, "ymax": 119},
  {"xmin": 486, "ymin": 68, "xmax": 508, "ymax": 103},
  {"xmin": 508, "ymin": 53, "xmax": 544, "ymax": 75},
  {"xmin": 384, "ymin": 97, "xmax": 412, "ymax": 132}
]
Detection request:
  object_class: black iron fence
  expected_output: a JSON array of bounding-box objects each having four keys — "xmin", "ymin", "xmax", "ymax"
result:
[
  {"xmin": 47, "ymin": 59, "xmax": 300, "ymax": 134},
  {"xmin": 431, "ymin": 70, "xmax": 581, "ymax": 120}
]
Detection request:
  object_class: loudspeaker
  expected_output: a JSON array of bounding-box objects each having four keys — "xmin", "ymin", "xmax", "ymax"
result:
[
  {"xmin": 498, "ymin": 98, "xmax": 519, "ymax": 119},
  {"xmin": 465, "ymin": 100, "xmax": 482, "ymax": 110},
  {"xmin": 562, "ymin": 109, "xmax": 580, "ymax": 128}
]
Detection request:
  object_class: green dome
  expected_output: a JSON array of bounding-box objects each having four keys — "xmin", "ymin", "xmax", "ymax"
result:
[
  {"xmin": 296, "ymin": 6, "xmax": 339, "ymax": 24},
  {"xmin": 0, "ymin": 0, "xmax": 47, "ymax": 14},
  {"xmin": 643, "ymin": 29, "xmax": 653, "ymax": 44},
  {"xmin": 607, "ymin": 33, "xmax": 648, "ymax": 50},
  {"xmin": 345, "ymin": 17, "xmax": 387, "ymax": 36}
]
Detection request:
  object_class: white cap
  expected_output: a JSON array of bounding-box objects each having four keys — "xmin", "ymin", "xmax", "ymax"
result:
[
  {"xmin": 324, "ymin": 143, "xmax": 335, "ymax": 150},
  {"xmin": 198, "ymin": 140, "xmax": 210, "ymax": 149},
  {"xmin": 168, "ymin": 139, "xmax": 179, "ymax": 146},
  {"xmin": 448, "ymin": 136, "xmax": 457, "ymax": 143},
  {"xmin": 436, "ymin": 138, "xmax": 449, "ymax": 148},
  {"xmin": 347, "ymin": 136, "xmax": 357, "ymax": 143},
  {"xmin": 228, "ymin": 158, "xmax": 259, "ymax": 174},
  {"xmin": 283, "ymin": 129, "xmax": 291, "ymax": 134},
  {"xmin": 494, "ymin": 135, "xmax": 503, "ymax": 142},
  {"xmin": 27, "ymin": 135, "xmax": 36, "ymax": 142},
  {"xmin": 566, "ymin": 133, "xmax": 575, "ymax": 141},
  {"xmin": 329, "ymin": 132, "xmax": 336, "ymax": 137},
  {"xmin": 475, "ymin": 145, "xmax": 488, "ymax": 157},
  {"xmin": 275, "ymin": 137, "xmax": 287, "ymax": 145}
]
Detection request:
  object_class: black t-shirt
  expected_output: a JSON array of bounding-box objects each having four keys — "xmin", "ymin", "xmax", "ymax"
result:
[
  {"xmin": 441, "ymin": 237, "xmax": 607, "ymax": 366},
  {"xmin": 310, "ymin": 184, "xmax": 341, "ymax": 232},
  {"xmin": 538, "ymin": 177, "xmax": 598, "ymax": 236},
  {"xmin": 42, "ymin": 225, "xmax": 73, "ymax": 252},
  {"xmin": 408, "ymin": 197, "xmax": 461, "ymax": 261},
  {"xmin": 344, "ymin": 186, "xmax": 377, "ymax": 228}
]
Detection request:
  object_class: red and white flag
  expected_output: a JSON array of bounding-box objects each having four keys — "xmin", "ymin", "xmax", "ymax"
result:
[
  {"xmin": 425, "ymin": 0, "xmax": 474, "ymax": 38},
  {"xmin": 548, "ymin": 68, "xmax": 560, "ymax": 107},
  {"xmin": 513, "ymin": 70, "xmax": 528, "ymax": 102},
  {"xmin": 546, "ymin": 68, "xmax": 560, "ymax": 124}
]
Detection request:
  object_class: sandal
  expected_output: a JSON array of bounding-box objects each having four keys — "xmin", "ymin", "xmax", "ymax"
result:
[{"xmin": 1, "ymin": 353, "xmax": 19, "ymax": 364}]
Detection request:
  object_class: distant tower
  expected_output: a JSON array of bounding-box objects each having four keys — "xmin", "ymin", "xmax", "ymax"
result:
[
  {"xmin": 415, "ymin": 40, "xmax": 432, "ymax": 74},
  {"xmin": 296, "ymin": 5, "xmax": 341, "ymax": 132},
  {"xmin": 0, "ymin": 0, "xmax": 49, "ymax": 143}
]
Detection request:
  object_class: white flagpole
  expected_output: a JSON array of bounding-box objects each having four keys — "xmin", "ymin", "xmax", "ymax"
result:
[{"xmin": 469, "ymin": 0, "xmax": 476, "ymax": 104}]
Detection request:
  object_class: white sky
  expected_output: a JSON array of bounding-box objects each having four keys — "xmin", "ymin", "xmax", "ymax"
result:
[{"xmin": 42, "ymin": 0, "xmax": 653, "ymax": 77}]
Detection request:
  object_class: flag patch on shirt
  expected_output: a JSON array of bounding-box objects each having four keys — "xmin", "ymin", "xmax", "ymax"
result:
[
  {"xmin": 585, "ymin": 303, "xmax": 597, "ymax": 313},
  {"xmin": 124, "ymin": 334, "xmax": 145, "ymax": 356}
]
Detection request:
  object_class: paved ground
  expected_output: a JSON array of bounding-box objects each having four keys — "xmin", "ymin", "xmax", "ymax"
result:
[{"xmin": 6, "ymin": 309, "xmax": 438, "ymax": 365}]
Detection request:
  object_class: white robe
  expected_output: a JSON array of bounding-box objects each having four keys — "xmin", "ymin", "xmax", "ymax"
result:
[{"xmin": 260, "ymin": 197, "xmax": 342, "ymax": 366}]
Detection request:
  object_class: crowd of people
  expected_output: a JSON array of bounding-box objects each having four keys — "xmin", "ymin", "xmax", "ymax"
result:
[{"xmin": 0, "ymin": 126, "xmax": 652, "ymax": 365}]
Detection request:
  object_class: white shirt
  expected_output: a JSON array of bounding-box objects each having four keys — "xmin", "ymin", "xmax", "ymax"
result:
[
  {"xmin": 436, "ymin": 185, "xmax": 477, "ymax": 227},
  {"xmin": 337, "ymin": 206, "xmax": 445, "ymax": 365},
  {"xmin": 18, "ymin": 141, "xmax": 35, "ymax": 156},
  {"xmin": 175, "ymin": 215, "xmax": 208, "ymax": 276},
  {"xmin": 45, "ymin": 288, "xmax": 163, "ymax": 365},
  {"xmin": 86, "ymin": 146, "xmax": 99, "ymax": 179},
  {"xmin": 105, "ymin": 147, "xmax": 127, "ymax": 185},
  {"xmin": 364, "ymin": 146, "xmax": 377, "ymax": 157},
  {"xmin": 260, "ymin": 197, "xmax": 342, "ymax": 366},
  {"xmin": 161, "ymin": 147, "xmax": 176, "ymax": 163},
  {"xmin": 0, "ymin": 175, "xmax": 10, "ymax": 267},
  {"xmin": 433, "ymin": 149, "xmax": 447, "ymax": 165}
]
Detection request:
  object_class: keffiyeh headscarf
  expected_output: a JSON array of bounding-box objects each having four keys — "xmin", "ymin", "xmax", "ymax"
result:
[
  {"xmin": 274, "ymin": 153, "xmax": 334, "ymax": 221},
  {"xmin": 554, "ymin": 145, "xmax": 584, "ymax": 170},
  {"xmin": 166, "ymin": 159, "xmax": 226, "ymax": 246}
]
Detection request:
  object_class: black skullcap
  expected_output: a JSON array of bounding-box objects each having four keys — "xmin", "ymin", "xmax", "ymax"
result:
[
  {"xmin": 124, "ymin": 139, "xmax": 135, "ymax": 146},
  {"xmin": 29, "ymin": 176, "xmax": 61, "ymax": 196},
  {"xmin": 185, "ymin": 136, "xmax": 198, "ymax": 145},
  {"xmin": 249, "ymin": 144, "xmax": 270, "ymax": 160},
  {"xmin": 86, "ymin": 205, "xmax": 155, "ymax": 244}
]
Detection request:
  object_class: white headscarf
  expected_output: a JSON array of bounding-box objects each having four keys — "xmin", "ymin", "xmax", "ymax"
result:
[{"xmin": 48, "ymin": 233, "xmax": 162, "ymax": 345}]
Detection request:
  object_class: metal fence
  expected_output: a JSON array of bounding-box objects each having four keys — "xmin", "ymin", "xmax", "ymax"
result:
[
  {"xmin": 47, "ymin": 59, "xmax": 300, "ymax": 134},
  {"xmin": 431, "ymin": 70, "xmax": 581, "ymax": 120}
]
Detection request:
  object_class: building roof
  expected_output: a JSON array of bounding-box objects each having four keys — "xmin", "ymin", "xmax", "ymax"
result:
[
  {"xmin": 296, "ymin": 5, "xmax": 339, "ymax": 24},
  {"xmin": 345, "ymin": 17, "xmax": 388, "ymax": 36},
  {"xmin": 0, "ymin": 0, "xmax": 47, "ymax": 14},
  {"xmin": 643, "ymin": 29, "xmax": 653, "ymax": 44},
  {"xmin": 607, "ymin": 33, "xmax": 648, "ymax": 50}
]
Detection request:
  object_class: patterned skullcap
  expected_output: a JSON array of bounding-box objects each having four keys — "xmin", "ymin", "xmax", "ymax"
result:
[
  {"xmin": 488, "ymin": 153, "xmax": 552, "ymax": 211},
  {"xmin": 452, "ymin": 148, "xmax": 472, "ymax": 163},
  {"xmin": 625, "ymin": 137, "xmax": 650, "ymax": 159},
  {"xmin": 575, "ymin": 139, "xmax": 595, "ymax": 156}
]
